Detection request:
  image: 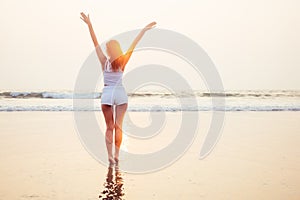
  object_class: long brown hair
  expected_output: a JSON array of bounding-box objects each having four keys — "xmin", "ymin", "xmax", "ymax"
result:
[
  {"xmin": 111, "ymin": 56, "xmax": 124, "ymax": 71},
  {"xmin": 106, "ymin": 40, "xmax": 124, "ymax": 71}
]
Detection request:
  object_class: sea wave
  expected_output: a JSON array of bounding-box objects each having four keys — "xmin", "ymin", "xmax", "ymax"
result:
[
  {"xmin": 0, "ymin": 105, "xmax": 299, "ymax": 112},
  {"xmin": 1, "ymin": 90, "xmax": 299, "ymax": 112},
  {"xmin": 0, "ymin": 90, "xmax": 299, "ymax": 99}
]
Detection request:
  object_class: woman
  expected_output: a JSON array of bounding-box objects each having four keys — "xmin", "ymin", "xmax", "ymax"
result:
[{"xmin": 80, "ymin": 12, "xmax": 156, "ymax": 165}]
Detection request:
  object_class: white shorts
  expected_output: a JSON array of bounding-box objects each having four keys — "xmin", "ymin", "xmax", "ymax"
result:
[{"xmin": 101, "ymin": 86, "xmax": 128, "ymax": 105}]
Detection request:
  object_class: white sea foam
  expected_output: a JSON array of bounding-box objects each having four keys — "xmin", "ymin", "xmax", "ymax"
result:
[{"xmin": 0, "ymin": 91, "xmax": 299, "ymax": 112}]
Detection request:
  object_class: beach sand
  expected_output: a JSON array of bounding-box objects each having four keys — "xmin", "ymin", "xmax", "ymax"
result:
[{"xmin": 0, "ymin": 111, "xmax": 299, "ymax": 200}]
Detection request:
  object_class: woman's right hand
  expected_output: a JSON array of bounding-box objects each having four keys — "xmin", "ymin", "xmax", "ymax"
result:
[
  {"xmin": 143, "ymin": 21, "xmax": 157, "ymax": 31},
  {"xmin": 80, "ymin": 12, "xmax": 91, "ymax": 25}
]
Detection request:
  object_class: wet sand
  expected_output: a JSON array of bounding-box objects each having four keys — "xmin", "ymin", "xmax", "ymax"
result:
[{"xmin": 0, "ymin": 111, "xmax": 299, "ymax": 200}]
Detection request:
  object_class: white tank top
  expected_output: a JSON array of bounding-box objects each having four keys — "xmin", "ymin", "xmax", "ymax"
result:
[{"xmin": 103, "ymin": 58, "xmax": 124, "ymax": 86}]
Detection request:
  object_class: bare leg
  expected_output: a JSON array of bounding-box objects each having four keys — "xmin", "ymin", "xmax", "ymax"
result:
[
  {"xmin": 114, "ymin": 103, "xmax": 128, "ymax": 162},
  {"xmin": 101, "ymin": 104, "xmax": 115, "ymax": 165}
]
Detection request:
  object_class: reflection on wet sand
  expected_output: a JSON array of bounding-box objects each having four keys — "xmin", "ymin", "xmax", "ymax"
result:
[{"xmin": 99, "ymin": 164, "xmax": 124, "ymax": 200}]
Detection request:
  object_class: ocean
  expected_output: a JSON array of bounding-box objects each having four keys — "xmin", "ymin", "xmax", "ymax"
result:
[{"xmin": 0, "ymin": 90, "xmax": 299, "ymax": 112}]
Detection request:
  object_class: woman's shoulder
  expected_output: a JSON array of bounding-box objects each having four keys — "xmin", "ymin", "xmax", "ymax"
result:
[{"xmin": 104, "ymin": 58, "xmax": 111, "ymax": 71}]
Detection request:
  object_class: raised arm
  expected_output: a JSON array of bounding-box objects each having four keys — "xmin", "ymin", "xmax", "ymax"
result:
[
  {"xmin": 80, "ymin": 12, "xmax": 106, "ymax": 70},
  {"xmin": 122, "ymin": 22, "xmax": 156, "ymax": 70}
]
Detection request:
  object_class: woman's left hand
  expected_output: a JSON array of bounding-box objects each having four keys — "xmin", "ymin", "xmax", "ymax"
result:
[{"xmin": 80, "ymin": 12, "xmax": 91, "ymax": 25}]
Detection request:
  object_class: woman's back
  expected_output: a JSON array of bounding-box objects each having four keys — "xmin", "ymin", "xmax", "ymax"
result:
[{"xmin": 103, "ymin": 58, "xmax": 123, "ymax": 86}]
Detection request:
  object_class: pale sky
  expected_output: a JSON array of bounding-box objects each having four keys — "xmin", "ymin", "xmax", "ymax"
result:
[{"xmin": 0, "ymin": 0, "xmax": 299, "ymax": 91}]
